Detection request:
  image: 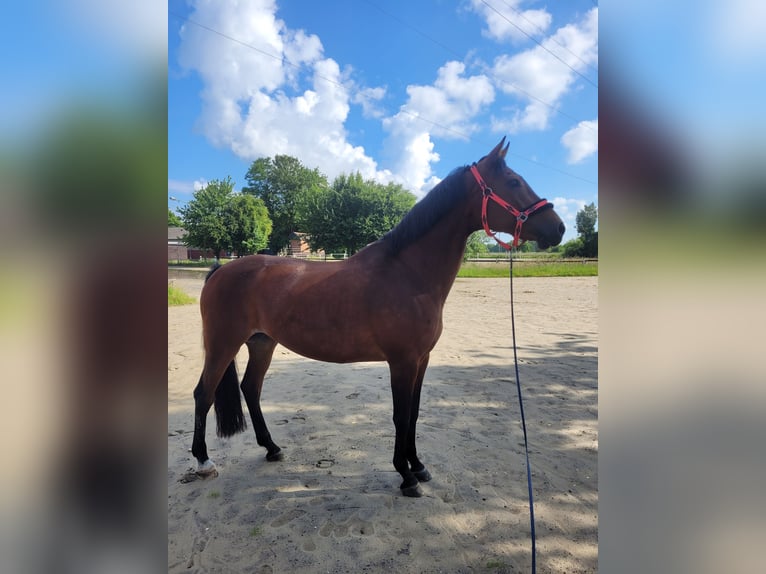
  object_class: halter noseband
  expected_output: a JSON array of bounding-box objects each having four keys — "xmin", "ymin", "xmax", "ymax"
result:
[{"xmin": 469, "ymin": 164, "xmax": 550, "ymax": 250}]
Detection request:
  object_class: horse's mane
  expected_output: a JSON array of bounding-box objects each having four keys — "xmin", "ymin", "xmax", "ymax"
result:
[{"xmin": 383, "ymin": 166, "xmax": 470, "ymax": 254}]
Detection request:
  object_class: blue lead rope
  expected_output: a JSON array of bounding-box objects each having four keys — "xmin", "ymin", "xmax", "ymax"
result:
[{"xmin": 509, "ymin": 254, "xmax": 536, "ymax": 573}]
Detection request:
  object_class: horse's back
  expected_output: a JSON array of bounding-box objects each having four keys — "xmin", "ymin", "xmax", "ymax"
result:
[
  {"xmin": 201, "ymin": 255, "xmax": 318, "ymax": 319},
  {"xmin": 199, "ymin": 255, "xmax": 372, "ymax": 358}
]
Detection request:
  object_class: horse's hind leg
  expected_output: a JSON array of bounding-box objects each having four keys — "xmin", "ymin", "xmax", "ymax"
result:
[
  {"xmin": 191, "ymin": 375, "xmax": 216, "ymax": 475},
  {"xmin": 241, "ymin": 333, "xmax": 282, "ymax": 461},
  {"xmin": 191, "ymin": 352, "xmax": 239, "ymax": 475}
]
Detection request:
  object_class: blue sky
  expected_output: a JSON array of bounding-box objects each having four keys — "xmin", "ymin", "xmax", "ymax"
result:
[{"xmin": 168, "ymin": 0, "xmax": 598, "ymax": 242}]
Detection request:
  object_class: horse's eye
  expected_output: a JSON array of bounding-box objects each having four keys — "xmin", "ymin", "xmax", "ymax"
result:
[{"xmin": 509, "ymin": 178, "xmax": 521, "ymax": 188}]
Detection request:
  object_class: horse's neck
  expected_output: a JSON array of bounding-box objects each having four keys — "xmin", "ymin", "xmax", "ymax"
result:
[{"xmin": 398, "ymin": 207, "xmax": 475, "ymax": 302}]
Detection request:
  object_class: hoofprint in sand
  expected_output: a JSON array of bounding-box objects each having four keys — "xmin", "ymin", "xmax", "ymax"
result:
[{"xmin": 168, "ymin": 275, "xmax": 597, "ymax": 573}]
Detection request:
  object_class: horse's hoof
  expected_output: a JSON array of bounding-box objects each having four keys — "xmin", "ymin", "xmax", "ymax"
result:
[
  {"xmin": 413, "ymin": 468, "xmax": 432, "ymax": 482},
  {"xmin": 401, "ymin": 483, "xmax": 424, "ymax": 497},
  {"xmin": 266, "ymin": 449, "xmax": 283, "ymax": 462},
  {"xmin": 197, "ymin": 460, "xmax": 218, "ymax": 476}
]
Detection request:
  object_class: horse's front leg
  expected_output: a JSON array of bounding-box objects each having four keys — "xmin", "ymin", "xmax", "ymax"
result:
[
  {"xmin": 389, "ymin": 359, "xmax": 424, "ymax": 497},
  {"xmin": 407, "ymin": 353, "xmax": 432, "ymax": 484}
]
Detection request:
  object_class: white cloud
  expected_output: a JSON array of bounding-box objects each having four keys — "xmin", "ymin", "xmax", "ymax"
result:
[
  {"xmin": 551, "ymin": 196, "xmax": 590, "ymax": 238},
  {"xmin": 167, "ymin": 178, "xmax": 208, "ymax": 196},
  {"xmin": 411, "ymin": 61, "xmax": 495, "ymax": 136},
  {"xmin": 352, "ymin": 86, "xmax": 387, "ymax": 118},
  {"xmin": 396, "ymin": 132, "xmax": 442, "ymax": 194},
  {"xmin": 490, "ymin": 7, "xmax": 598, "ymax": 132},
  {"xmin": 175, "ymin": 1, "xmax": 594, "ymax": 201},
  {"xmin": 382, "ymin": 61, "xmax": 494, "ymax": 195},
  {"xmin": 561, "ymin": 119, "xmax": 598, "ymax": 163},
  {"xmin": 552, "ymin": 196, "xmax": 588, "ymax": 219},
  {"xmin": 177, "ymin": 0, "xmax": 390, "ymax": 185},
  {"xmin": 470, "ymin": 0, "xmax": 552, "ymax": 43}
]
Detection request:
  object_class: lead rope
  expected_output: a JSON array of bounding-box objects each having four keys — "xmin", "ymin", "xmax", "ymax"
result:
[{"xmin": 509, "ymin": 252, "xmax": 537, "ymax": 573}]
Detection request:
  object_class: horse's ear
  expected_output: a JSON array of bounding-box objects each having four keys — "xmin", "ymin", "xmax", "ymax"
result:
[
  {"xmin": 499, "ymin": 141, "xmax": 509, "ymax": 160},
  {"xmin": 488, "ymin": 137, "xmax": 507, "ymax": 161}
]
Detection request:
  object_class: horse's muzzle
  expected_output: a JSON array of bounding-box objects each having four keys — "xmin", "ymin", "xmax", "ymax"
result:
[{"xmin": 537, "ymin": 222, "xmax": 566, "ymax": 249}]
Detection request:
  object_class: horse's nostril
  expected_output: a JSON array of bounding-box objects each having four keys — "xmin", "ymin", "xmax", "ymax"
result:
[{"xmin": 558, "ymin": 222, "xmax": 566, "ymax": 236}]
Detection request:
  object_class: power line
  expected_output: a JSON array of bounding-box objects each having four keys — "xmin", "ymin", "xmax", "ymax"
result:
[
  {"xmin": 363, "ymin": 0, "xmax": 596, "ymax": 132},
  {"xmin": 480, "ymin": 0, "xmax": 598, "ymax": 88},
  {"xmin": 169, "ymin": 10, "xmax": 342, "ymax": 88},
  {"xmin": 169, "ymin": 10, "xmax": 596, "ymax": 186},
  {"xmin": 496, "ymin": 0, "xmax": 599, "ymax": 78},
  {"xmin": 361, "ymin": 0, "xmax": 461, "ymax": 62},
  {"xmin": 169, "ymin": 11, "xmax": 481, "ymax": 140}
]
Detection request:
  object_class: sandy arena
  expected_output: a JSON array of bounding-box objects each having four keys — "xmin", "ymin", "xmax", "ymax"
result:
[{"xmin": 168, "ymin": 274, "xmax": 597, "ymax": 573}]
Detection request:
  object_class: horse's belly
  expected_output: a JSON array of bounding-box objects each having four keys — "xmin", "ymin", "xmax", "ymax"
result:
[
  {"xmin": 270, "ymin": 326, "xmax": 386, "ymax": 364},
  {"xmin": 268, "ymin": 313, "xmax": 386, "ymax": 363},
  {"xmin": 257, "ymin": 289, "xmax": 441, "ymax": 364}
]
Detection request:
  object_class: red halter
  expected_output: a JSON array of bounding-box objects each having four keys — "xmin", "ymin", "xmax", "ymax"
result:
[{"xmin": 469, "ymin": 164, "xmax": 549, "ymax": 250}]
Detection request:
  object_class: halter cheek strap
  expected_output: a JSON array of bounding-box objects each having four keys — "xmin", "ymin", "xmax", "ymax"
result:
[{"xmin": 469, "ymin": 164, "xmax": 549, "ymax": 250}]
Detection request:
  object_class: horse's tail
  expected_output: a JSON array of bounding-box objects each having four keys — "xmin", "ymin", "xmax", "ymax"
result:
[
  {"xmin": 214, "ymin": 361, "xmax": 247, "ymax": 437},
  {"xmin": 205, "ymin": 261, "xmax": 222, "ymax": 283}
]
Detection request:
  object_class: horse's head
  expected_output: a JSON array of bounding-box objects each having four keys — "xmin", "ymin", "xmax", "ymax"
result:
[{"xmin": 471, "ymin": 138, "xmax": 565, "ymax": 249}]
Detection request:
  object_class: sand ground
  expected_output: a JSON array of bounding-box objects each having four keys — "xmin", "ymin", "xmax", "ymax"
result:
[{"xmin": 168, "ymin": 273, "xmax": 597, "ymax": 573}]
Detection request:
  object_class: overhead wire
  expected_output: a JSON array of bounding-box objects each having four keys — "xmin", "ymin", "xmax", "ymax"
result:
[
  {"xmin": 168, "ymin": 11, "xmax": 484, "ymax": 142},
  {"xmin": 362, "ymin": 0, "xmax": 597, "ymax": 132},
  {"xmin": 480, "ymin": 0, "xmax": 598, "ymax": 89},
  {"xmin": 168, "ymin": 9, "xmax": 597, "ymax": 186},
  {"xmin": 495, "ymin": 0, "xmax": 600, "ymax": 79}
]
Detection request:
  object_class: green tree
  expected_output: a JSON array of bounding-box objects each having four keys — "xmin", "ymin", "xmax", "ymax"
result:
[
  {"xmin": 178, "ymin": 178, "xmax": 234, "ymax": 259},
  {"xmin": 179, "ymin": 178, "xmax": 274, "ymax": 258},
  {"xmin": 562, "ymin": 237, "xmax": 584, "ymax": 257},
  {"xmin": 168, "ymin": 208, "xmax": 182, "ymax": 227},
  {"xmin": 242, "ymin": 155, "xmax": 328, "ymax": 253},
  {"xmin": 226, "ymin": 194, "xmax": 272, "ymax": 256},
  {"xmin": 561, "ymin": 203, "xmax": 598, "ymax": 258},
  {"xmin": 575, "ymin": 202, "xmax": 598, "ymax": 257},
  {"xmin": 297, "ymin": 172, "xmax": 416, "ymax": 255},
  {"xmin": 464, "ymin": 231, "xmax": 490, "ymax": 261}
]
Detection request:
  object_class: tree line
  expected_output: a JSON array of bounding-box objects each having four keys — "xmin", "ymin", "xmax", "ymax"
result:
[
  {"xmin": 173, "ymin": 155, "xmax": 416, "ymax": 257},
  {"xmin": 563, "ymin": 202, "xmax": 597, "ymax": 257},
  {"xmin": 169, "ymin": 154, "xmax": 596, "ymax": 259}
]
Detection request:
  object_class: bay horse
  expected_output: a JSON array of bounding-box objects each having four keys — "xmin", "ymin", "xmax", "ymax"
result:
[{"xmin": 191, "ymin": 138, "xmax": 565, "ymax": 496}]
